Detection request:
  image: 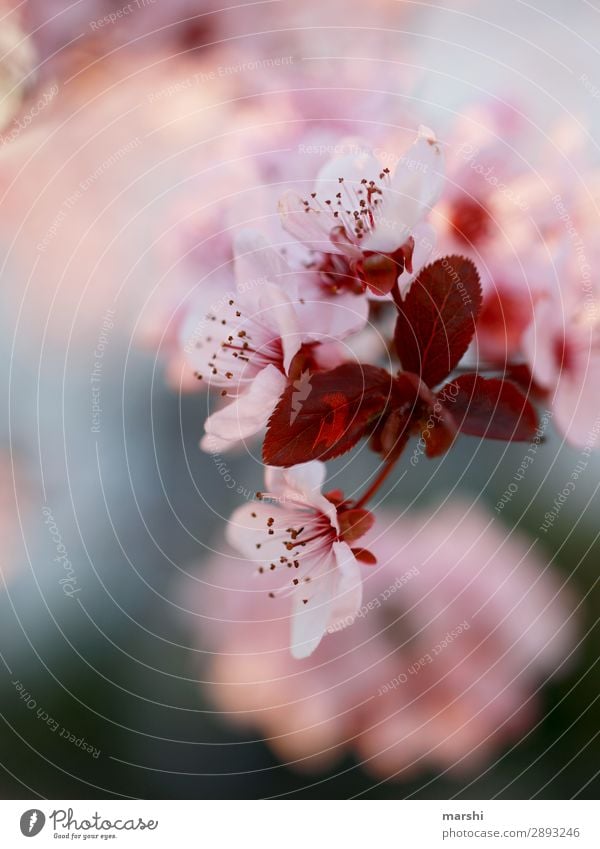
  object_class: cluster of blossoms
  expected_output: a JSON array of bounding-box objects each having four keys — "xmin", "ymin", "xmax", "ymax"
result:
[
  {"xmin": 183, "ymin": 125, "xmax": 443, "ymax": 457},
  {"xmin": 5, "ymin": 0, "xmax": 586, "ymax": 782},
  {"xmin": 171, "ymin": 114, "xmax": 592, "ymax": 662}
]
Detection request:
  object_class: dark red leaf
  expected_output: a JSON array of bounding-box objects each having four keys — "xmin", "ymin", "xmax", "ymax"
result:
[
  {"xmin": 396, "ymin": 372, "xmax": 457, "ymax": 458},
  {"xmin": 338, "ymin": 508, "xmax": 375, "ymax": 543},
  {"xmin": 370, "ymin": 371, "xmax": 457, "ymax": 459},
  {"xmin": 439, "ymin": 373, "xmax": 538, "ymax": 441},
  {"xmin": 503, "ymin": 362, "xmax": 548, "ymax": 400},
  {"xmin": 369, "ymin": 371, "xmax": 425, "ymax": 455},
  {"xmin": 263, "ymin": 363, "xmax": 399, "ymax": 466},
  {"xmin": 373, "ymin": 408, "xmax": 412, "ymax": 456},
  {"xmin": 420, "ymin": 402, "xmax": 458, "ymax": 458},
  {"xmin": 394, "ymin": 255, "xmax": 482, "ymax": 387}
]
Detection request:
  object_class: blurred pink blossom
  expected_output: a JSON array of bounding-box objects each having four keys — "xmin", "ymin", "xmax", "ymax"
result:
[
  {"xmin": 189, "ymin": 502, "xmax": 576, "ymax": 776},
  {"xmin": 24, "ymin": 0, "xmax": 409, "ymax": 81},
  {"xmin": 523, "ymin": 238, "xmax": 600, "ymax": 448},
  {"xmin": 434, "ymin": 102, "xmax": 594, "ymax": 364}
]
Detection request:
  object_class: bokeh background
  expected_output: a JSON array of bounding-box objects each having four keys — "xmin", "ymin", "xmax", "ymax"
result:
[{"xmin": 0, "ymin": 0, "xmax": 599, "ymax": 799}]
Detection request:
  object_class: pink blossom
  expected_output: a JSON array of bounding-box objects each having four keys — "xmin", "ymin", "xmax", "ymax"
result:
[
  {"xmin": 183, "ymin": 230, "xmax": 367, "ymax": 451},
  {"xmin": 225, "ymin": 461, "xmax": 366, "ymax": 659},
  {"xmin": 279, "ymin": 126, "xmax": 444, "ymax": 295},
  {"xmin": 189, "ymin": 503, "xmax": 576, "ymax": 775},
  {"xmin": 523, "ymin": 245, "xmax": 600, "ymax": 447},
  {"xmin": 434, "ymin": 102, "xmax": 592, "ymax": 363},
  {"xmin": 24, "ymin": 1, "xmax": 409, "ymax": 82}
]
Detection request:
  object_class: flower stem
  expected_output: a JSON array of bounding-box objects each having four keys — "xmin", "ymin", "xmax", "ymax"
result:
[{"xmin": 354, "ymin": 453, "xmax": 400, "ymax": 509}]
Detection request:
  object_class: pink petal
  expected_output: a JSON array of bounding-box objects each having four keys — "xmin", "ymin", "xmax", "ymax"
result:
[
  {"xmin": 363, "ymin": 125, "xmax": 445, "ymax": 253},
  {"xmin": 266, "ymin": 461, "xmax": 326, "ymax": 500},
  {"xmin": 553, "ymin": 356, "xmax": 600, "ymax": 447},
  {"xmin": 274, "ymin": 462, "xmax": 339, "ymax": 530},
  {"xmin": 234, "ymin": 228, "xmax": 292, "ymax": 292},
  {"xmin": 315, "ymin": 146, "xmax": 382, "ymax": 191},
  {"xmin": 201, "ymin": 364, "xmax": 286, "ymax": 452},
  {"xmin": 295, "ymin": 278, "xmax": 369, "ymax": 340},
  {"xmin": 254, "ymin": 282, "xmax": 303, "ymax": 374},
  {"xmin": 279, "ymin": 190, "xmax": 349, "ymax": 255},
  {"xmin": 225, "ymin": 500, "xmax": 286, "ymax": 562},
  {"xmin": 328, "ymin": 541, "xmax": 363, "ymax": 628},
  {"xmin": 290, "ymin": 553, "xmax": 337, "ymax": 659}
]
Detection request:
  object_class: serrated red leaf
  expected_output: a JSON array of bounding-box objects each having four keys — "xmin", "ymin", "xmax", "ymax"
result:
[
  {"xmin": 394, "ymin": 255, "xmax": 482, "ymax": 387},
  {"xmin": 420, "ymin": 401, "xmax": 458, "ymax": 458},
  {"xmin": 439, "ymin": 373, "xmax": 538, "ymax": 441},
  {"xmin": 263, "ymin": 364, "xmax": 399, "ymax": 466}
]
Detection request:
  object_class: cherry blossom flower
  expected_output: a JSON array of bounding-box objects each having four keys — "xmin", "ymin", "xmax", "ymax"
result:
[
  {"xmin": 279, "ymin": 126, "xmax": 444, "ymax": 296},
  {"xmin": 188, "ymin": 503, "xmax": 576, "ymax": 775},
  {"xmin": 183, "ymin": 229, "xmax": 368, "ymax": 451},
  {"xmin": 225, "ymin": 461, "xmax": 370, "ymax": 659},
  {"xmin": 523, "ymin": 244, "xmax": 600, "ymax": 448},
  {"xmin": 434, "ymin": 102, "xmax": 594, "ymax": 363}
]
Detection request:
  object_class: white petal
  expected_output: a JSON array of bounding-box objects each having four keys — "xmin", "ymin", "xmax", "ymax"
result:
[
  {"xmin": 264, "ymin": 462, "xmax": 339, "ymax": 532},
  {"xmin": 294, "ymin": 278, "xmax": 369, "ymax": 340},
  {"xmin": 327, "ymin": 542, "xmax": 363, "ymax": 629},
  {"xmin": 280, "ymin": 461, "xmax": 327, "ymax": 498},
  {"xmin": 290, "ymin": 554, "xmax": 337, "ymax": 659},
  {"xmin": 315, "ymin": 145, "xmax": 382, "ymax": 191},
  {"xmin": 226, "ymin": 500, "xmax": 287, "ymax": 562},
  {"xmin": 234, "ymin": 228, "xmax": 291, "ymax": 292},
  {"xmin": 255, "ymin": 282, "xmax": 303, "ymax": 374},
  {"xmin": 396, "ymin": 124, "xmax": 445, "ymax": 210},
  {"xmin": 182, "ymin": 278, "xmax": 298, "ymax": 390},
  {"xmin": 201, "ymin": 364, "xmax": 286, "ymax": 452},
  {"xmin": 199, "ymin": 431, "xmax": 237, "ymax": 453},
  {"xmin": 262, "ymin": 466, "xmax": 289, "ymax": 500},
  {"xmin": 363, "ymin": 125, "xmax": 445, "ymax": 253},
  {"xmin": 279, "ymin": 190, "xmax": 342, "ymax": 253}
]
